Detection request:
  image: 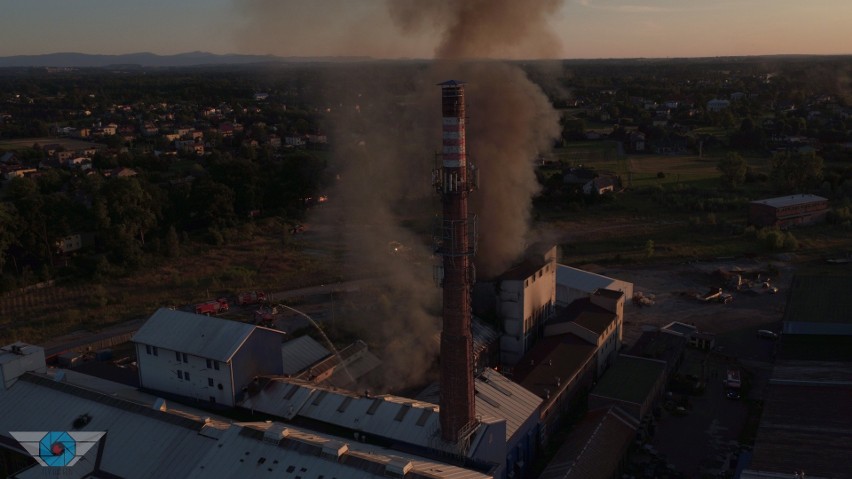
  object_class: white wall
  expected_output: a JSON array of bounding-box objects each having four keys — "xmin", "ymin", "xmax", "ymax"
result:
[
  {"xmin": 498, "ymin": 261, "xmax": 556, "ymax": 366},
  {"xmin": 136, "ymin": 343, "xmax": 235, "ymax": 406}
]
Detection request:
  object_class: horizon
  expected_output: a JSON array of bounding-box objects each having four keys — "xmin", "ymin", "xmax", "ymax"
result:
[{"xmin": 1, "ymin": 0, "xmax": 850, "ymax": 60}]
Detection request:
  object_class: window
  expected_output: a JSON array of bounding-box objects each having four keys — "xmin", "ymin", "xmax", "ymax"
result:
[
  {"xmin": 184, "ymin": 372, "xmax": 190, "ymax": 381},
  {"xmin": 213, "ymin": 361, "xmax": 220, "ymax": 371},
  {"xmin": 153, "ymin": 347, "xmax": 158, "ymax": 356},
  {"xmin": 177, "ymin": 370, "xmax": 183, "ymax": 380},
  {"xmin": 208, "ymin": 378, "xmax": 214, "ymax": 387},
  {"xmin": 218, "ymin": 384, "xmax": 223, "ymax": 390},
  {"xmin": 206, "ymin": 359, "xmax": 212, "ymax": 369},
  {"xmin": 146, "ymin": 345, "xmax": 151, "ymax": 355},
  {"xmin": 176, "ymin": 351, "xmax": 181, "ymax": 361},
  {"xmin": 182, "ymin": 353, "xmax": 188, "ymax": 363},
  {"xmin": 209, "ymin": 396, "xmax": 216, "ymax": 404}
]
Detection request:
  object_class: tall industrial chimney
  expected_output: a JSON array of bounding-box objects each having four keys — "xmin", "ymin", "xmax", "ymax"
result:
[{"xmin": 435, "ymin": 81, "xmax": 477, "ymax": 443}]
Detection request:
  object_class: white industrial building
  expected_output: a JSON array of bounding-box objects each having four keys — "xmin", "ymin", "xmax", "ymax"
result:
[
  {"xmin": 494, "ymin": 246, "xmax": 558, "ymax": 366},
  {"xmin": 556, "ymin": 265, "xmax": 633, "ymax": 307},
  {"xmin": 0, "ymin": 345, "xmax": 492, "ymax": 479},
  {"xmin": 132, "ymin": 308, "xmax": 286, "ymax": 406}
]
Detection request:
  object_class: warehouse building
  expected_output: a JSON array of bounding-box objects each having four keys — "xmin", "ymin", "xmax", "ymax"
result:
[
  {"xmin": 748, "ymin": 194, "xmax": 829, "ymax": 229},
  {"xmin": 587, "ymin": 354, "xmax": 667, "ymax": 423},
  {"xmin": 0, "ymin": 343, "xmax": 493, "ymax": 479},
  {"xmin": 132, "ymin": 308, "xmax": 286, "ymax": 406}
]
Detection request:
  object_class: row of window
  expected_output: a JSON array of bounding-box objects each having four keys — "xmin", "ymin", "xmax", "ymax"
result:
[
  {"xmin": 177, "ymin": 371, "xmax": 224, "ymax": 392},
  {"xmin": 142, "ymin": 345, "xmax": 220, "ymax": 371}
]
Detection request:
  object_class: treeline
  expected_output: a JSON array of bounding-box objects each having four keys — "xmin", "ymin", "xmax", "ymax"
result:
[{"xmin": 0, "ymin": 150, "xmax": 328, "ymax": 291}]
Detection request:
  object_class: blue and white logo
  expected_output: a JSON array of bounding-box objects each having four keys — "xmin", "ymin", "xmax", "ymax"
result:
[{"xmin": 10, "ymin": 431, "xmax": 105, "ymax": 467}]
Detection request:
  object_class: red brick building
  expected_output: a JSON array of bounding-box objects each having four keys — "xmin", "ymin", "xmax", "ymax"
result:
[{"xmin": 748, "ymin": 194, "xmax": 829, "ymax": 228}]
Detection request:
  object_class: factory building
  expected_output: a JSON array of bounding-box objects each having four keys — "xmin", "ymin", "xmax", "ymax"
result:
[
  {"xmin": 545, "ymin": 288, "xmax": 624, "ymax": 377},
  {"xmin": 538, "ymin": 406, "xmax": 638, "ymax": 479},
  {"xmin": 748, "ymin": 194, "xmax": 829, "ymax": 229},
  {"xmin": 473, "ymin": 245, "xmax": 558, "ymax": 367},
  {"xmin": 587, "ymin": 354, "xmax": 667, "ymax": 423},
  {"xmin": 0, "ymin": 347, "xmax": 492, "ymax": 479},
  {"xmin": 241, "ymin": 368, "xmax": 542, "ymax": 479},
  {"xmin": 132, "ymin": 308, "xmax": 286, "ymax": 406},
  {"xmin": 556, "ymin": 264, "xmax": 633, "ymax": 307}
]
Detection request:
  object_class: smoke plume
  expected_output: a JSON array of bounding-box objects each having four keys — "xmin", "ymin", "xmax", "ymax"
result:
[
  {"xmin": 235, "ymin": 0, "xmax": 565, "ymax": 390},
  {"xmin": 389, "ymin": 0, "xmax": 564, "ymax": 60}
]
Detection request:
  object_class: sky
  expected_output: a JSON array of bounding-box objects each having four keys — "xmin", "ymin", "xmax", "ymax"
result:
[{"xmin": 0, "ymin": 0, "xmax": 850, "ymax": 59}]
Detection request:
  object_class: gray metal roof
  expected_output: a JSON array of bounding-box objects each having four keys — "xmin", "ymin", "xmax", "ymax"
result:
[
  {"xmin": 185, "ymin": 422, "xmax": 492, "ymax": 479},
  {"xmin": 557, "ymin": 265, "xmax": 622, "ymax": 293},
  {"xmin": 0, "ymin": 373, "xmax": 492, "ymax": 479},
  {"xmin": 538, "ymin": 407, "xmax": 637, "ymax": 479},
  {"xmin": 472, "ymin": 316, "xmax": 500, "ymax": 356},
  {"xmin": 1, "ymin": 373, "xmax": 218, "ymax": 479},
  {"xmin": 750, "ymin": 194, "xmax": 828, "ymax": 209},
  {"xmin": 131, "ymin": 308, "xmax": 284, "ymax": 362},
  {"xmin": 475, "ymin": 368, "xmax": 542, "ymax": 442},
  {"xmin": 280, "ymin": 335, "xmax": 330, "ymax": 375}
]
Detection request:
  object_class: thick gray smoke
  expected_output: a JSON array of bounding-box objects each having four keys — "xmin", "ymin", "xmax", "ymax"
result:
[
  {"xmin": 389, "ymin": 0, "xmax": 564, "ymax": 60},
  {"xmin": 235, "ymin": 0, "xmax": 565, "ymax": 390},
  {"xmin": 389, "ymin": 0, "xmax": 565, "ymax": 276}
]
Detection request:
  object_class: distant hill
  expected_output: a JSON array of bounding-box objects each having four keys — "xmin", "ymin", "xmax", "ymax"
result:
[{"xmin": 0, "ymin": 51, "xmax": 372, "ymax": 68}]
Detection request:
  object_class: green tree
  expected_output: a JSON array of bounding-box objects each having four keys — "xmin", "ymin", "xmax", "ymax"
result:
[
  {"xmin": 717, "ymin": 153, "xmax": 748, "ymax": 188},
  {"xmin": 0, "ymin": 203, "xmax": 18, "ymax": 272},
  {"xmin": 770, "ymin": 152, "xmax": 824, "ymax": 193}
]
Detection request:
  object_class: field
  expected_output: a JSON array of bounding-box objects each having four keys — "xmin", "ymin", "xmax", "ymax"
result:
[
  {"xmin": 0, "ymin": 137, "xmax": 105, "ymax": 151},
  {"xmin": 0, "ymin": 223, "xmax": 342, "ymax": 345},
  {"xmin": 3, "ymin": 145, "xmax": 850, "ymax": 346}
]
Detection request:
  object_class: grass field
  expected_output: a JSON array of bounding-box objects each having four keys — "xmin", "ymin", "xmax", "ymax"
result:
[
  {"xmin": 0, "ymin": 224, "xmax": 343, "ymax": 345},
  {"xmin": 0, "ymin": 137, "xmax": 105, "ymax": 151}
]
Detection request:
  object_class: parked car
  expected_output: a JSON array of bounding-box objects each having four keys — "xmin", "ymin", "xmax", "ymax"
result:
[
  {"xmin": 726, "ymin": 389, "xmax": 741, "ymax": 400},
  {"xmin": 757, "ymin": 329, "xmax": 779, "ymax": 340}
]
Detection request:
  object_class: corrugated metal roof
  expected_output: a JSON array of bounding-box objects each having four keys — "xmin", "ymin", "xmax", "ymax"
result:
[
  {"xmin": 538, "ymin": 407, "xmax": 636, "ymax": 479},
  {"xmin": 556, "ymin": 265, "xmax": 620, "ymax": 293},
  {"xmin": 750, "ymin": 194, "xmax": 827, "ymax": 209},
  {"xmin": 280, "ymin": 335, "xmax": 330, "ymax": 375},
  {"xmin": 1, "ymin": 374, "xmax": 217, "ymax": 479},
  {"xmin": 472, "ymin": 317, "xmax": 500, "ymax": 356},
  {"xmin": 131, "ymin": 308, "xmax": 284, "ymax": 362},
  {"xmin": 0, "ymin": 373, "xmax": 491, "ymax": 479},
  {"xmin": 475, "ymin": 369, "xmax": 542, "ymax": 442},
  {"xmin": 245, "ymin": 370, "xmax": 540, "ymax": 456}
]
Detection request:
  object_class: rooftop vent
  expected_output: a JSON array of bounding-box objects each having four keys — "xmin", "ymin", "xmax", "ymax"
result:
[
  {"xmin": 153, "ymin": 398, "xmax": 167, "ymax": 411},
  {"xmin": 321, "ymin": 440, "xmax": 349, "ymax": 461},
  {"xmin": 263, "ymin": 423, "xmax": 290, "ymax": 444},
  {"xmin": 385, "ymin": 457, "xmax": 413, "ymax": 478}
]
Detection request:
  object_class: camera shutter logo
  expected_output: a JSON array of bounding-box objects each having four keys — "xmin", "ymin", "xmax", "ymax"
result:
[{"xmin": 10, "ymin": 431, "xmax": 105, "ymax": 467}]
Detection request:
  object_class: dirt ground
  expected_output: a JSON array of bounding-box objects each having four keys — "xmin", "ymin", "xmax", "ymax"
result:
[{"xmin": 584, "ymin": 258, "xmax": 793, "ymax": 346}]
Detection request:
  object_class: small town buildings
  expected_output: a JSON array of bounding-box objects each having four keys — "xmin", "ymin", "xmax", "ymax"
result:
[
  {"xmin": 132, "ymin": 308, "xmax": 286, "ymax": 406},
  {"xmin": 748, "ymin": 194, "xmax": 829, "ymax": 229},
  {"xmin": 707, "ymin": 99, "xmax": 731, "ymax": 112}
]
